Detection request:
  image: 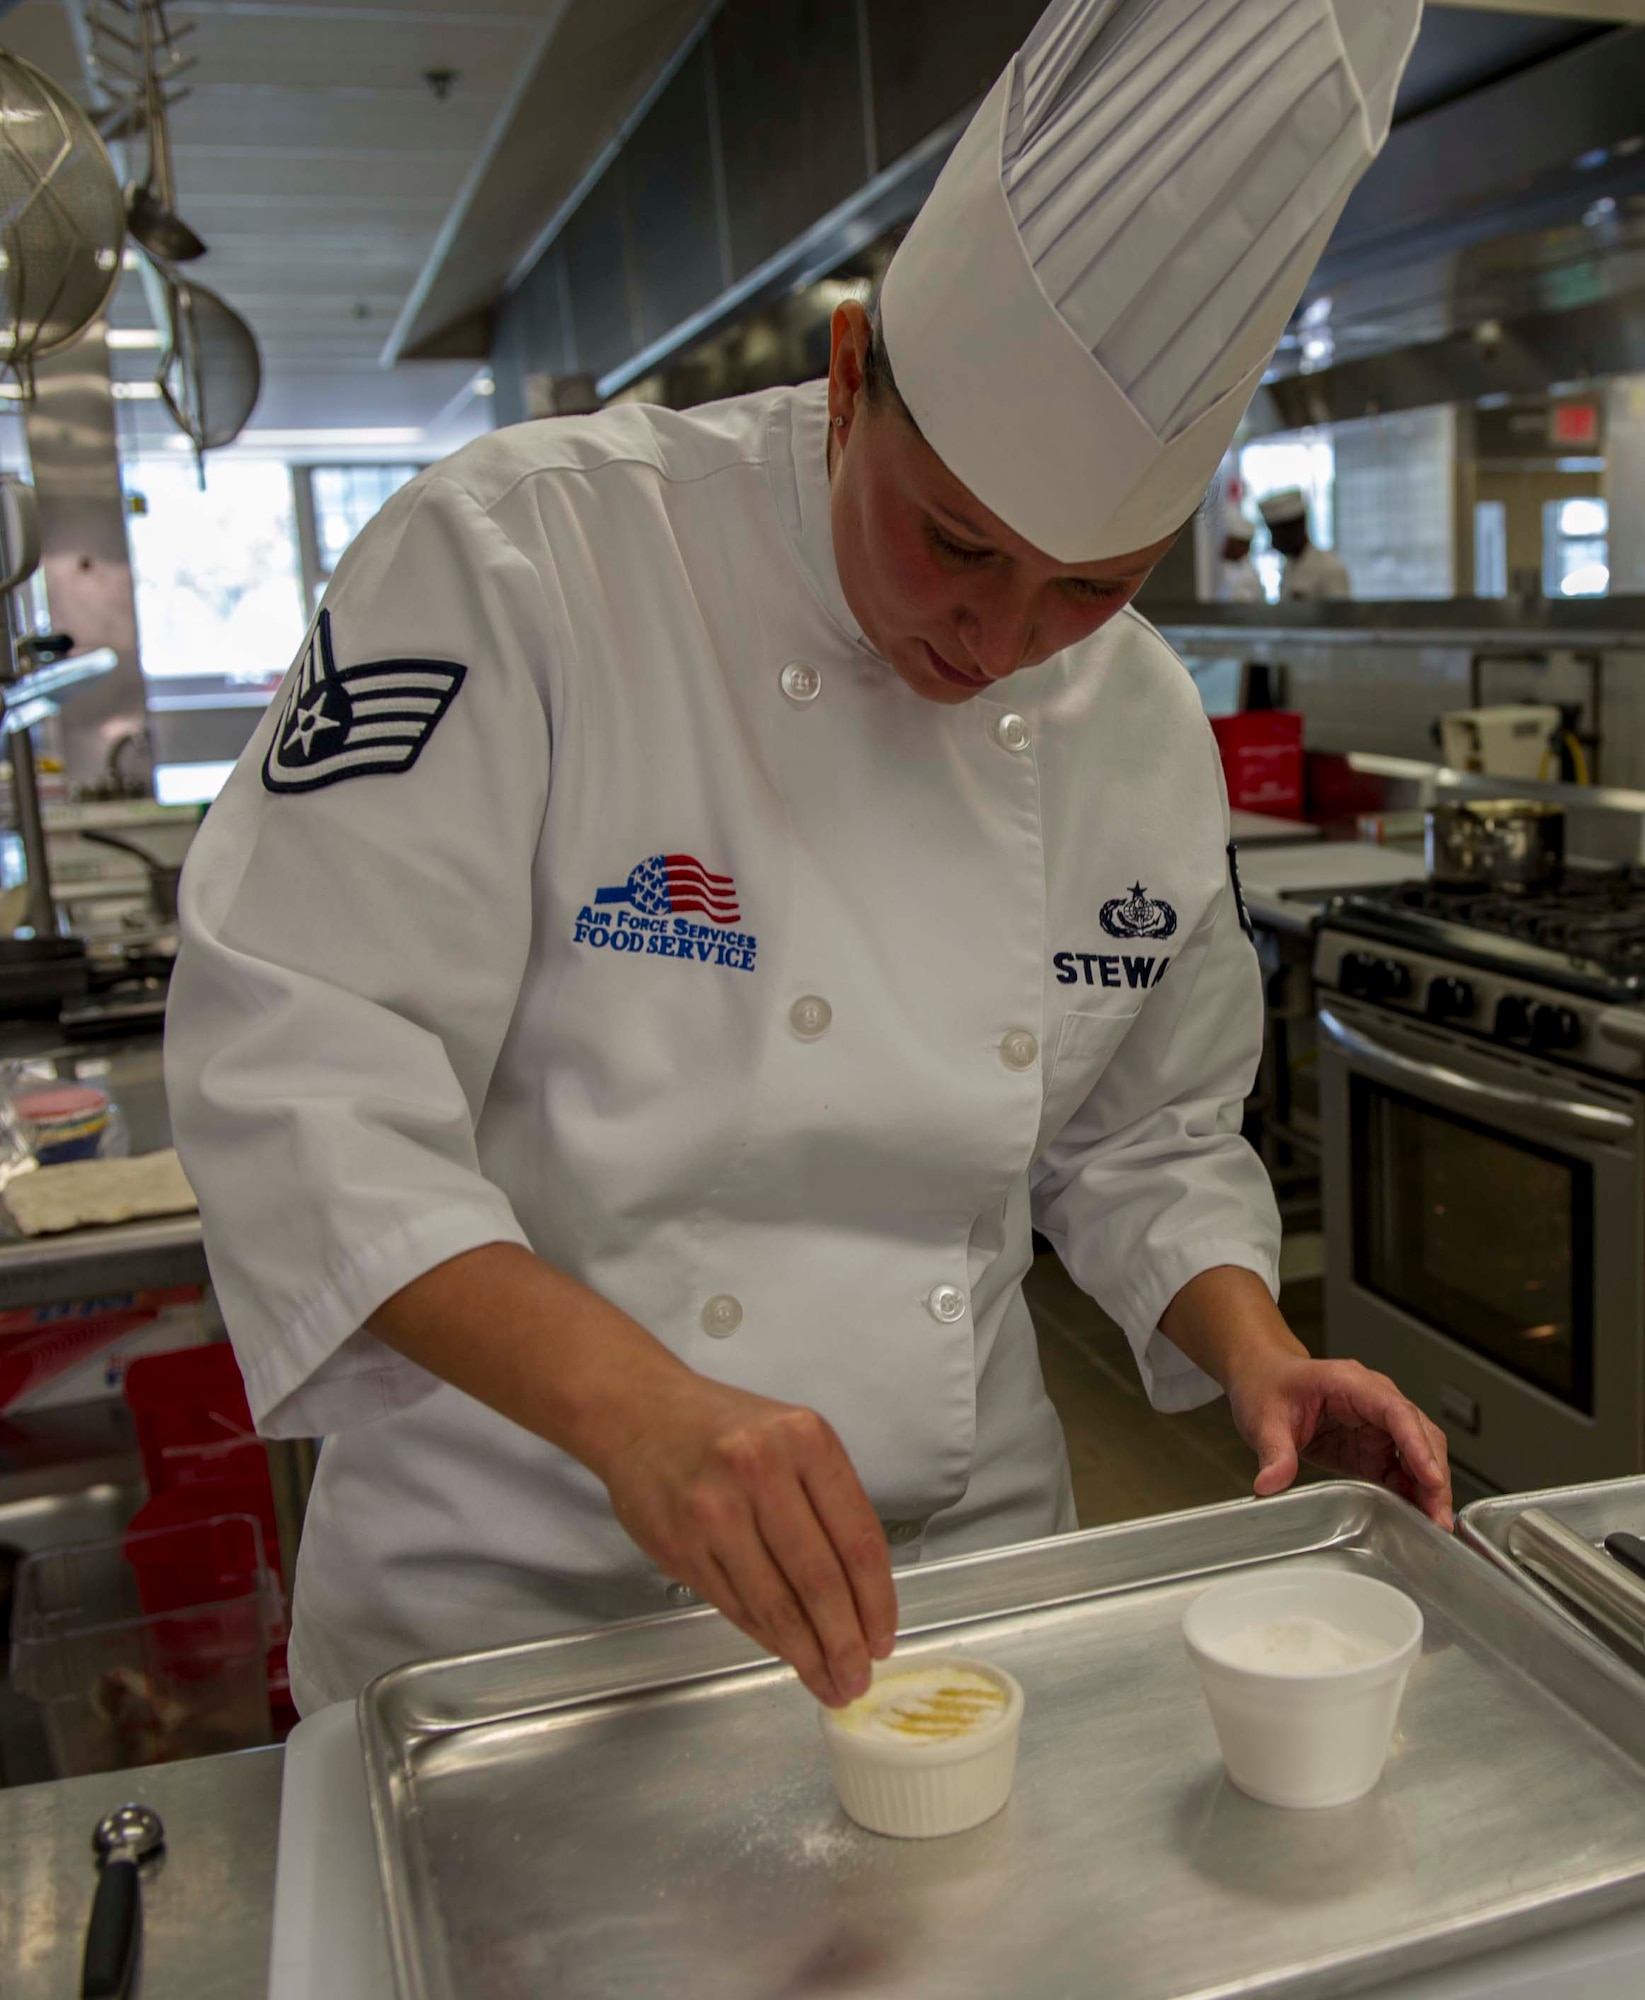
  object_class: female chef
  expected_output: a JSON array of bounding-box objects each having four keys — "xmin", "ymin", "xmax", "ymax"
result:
[{"xmin": 166, "ymin": 0, "xmax": 1445, "ymax": 1716}]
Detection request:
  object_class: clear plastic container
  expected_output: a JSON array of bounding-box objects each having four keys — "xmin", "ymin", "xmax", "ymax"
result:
[{"xmin": 9, "ymin": 1512, "xmax": 280, "ymax": 1776}]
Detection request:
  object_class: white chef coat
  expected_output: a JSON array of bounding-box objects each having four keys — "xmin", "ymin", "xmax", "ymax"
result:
[
  {"xmin": 1279, "ymin": 543, "xmax": 1351, "ymax": 601},
  {"xmin": 1219, "ymin": 557, "xmax": 1264, "ymax": 603},
  {"xmin": 165, "ymin": 380, "xmax": 1281, "ymax": 1709}
]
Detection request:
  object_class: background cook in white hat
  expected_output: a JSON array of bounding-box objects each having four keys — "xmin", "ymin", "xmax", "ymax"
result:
[
  {"xmin": 1260, "ymin": 486, "xmax": 1353, "ymax": 600},
  {"xmin": 1219, "ymin": 505, "xmax": 1264, "ymax": 603},
  {"xmin": 167, "ymin": 0, "xmax": 1445, "ymax": 1715}
]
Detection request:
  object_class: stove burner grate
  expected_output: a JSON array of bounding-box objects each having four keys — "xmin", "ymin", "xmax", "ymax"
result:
[{"xmin": 1372, "ymin": 867, "xmax": 1645, "ymax": 978}]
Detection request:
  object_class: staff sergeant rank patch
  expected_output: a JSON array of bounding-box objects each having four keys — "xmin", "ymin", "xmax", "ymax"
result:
[{"xmin": 262, "ymin": 609, "xmax": 466, "ymax": 795}]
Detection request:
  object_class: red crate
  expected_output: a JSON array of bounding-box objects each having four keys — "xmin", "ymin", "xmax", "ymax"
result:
[{"xmin": 1210, "ymin": 710, "xmax": 1305, "ymax": 816}]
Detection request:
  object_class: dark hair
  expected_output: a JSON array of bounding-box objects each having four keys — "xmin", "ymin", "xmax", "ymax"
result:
[{"xmin": 861, "ymin": 304, "xmax": 920, "ymax": 435}]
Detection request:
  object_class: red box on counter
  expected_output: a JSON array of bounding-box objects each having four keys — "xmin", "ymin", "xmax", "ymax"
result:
[{"xmin": 1210, "ymin": 709, "xmax": 1305, "ymax": 816}]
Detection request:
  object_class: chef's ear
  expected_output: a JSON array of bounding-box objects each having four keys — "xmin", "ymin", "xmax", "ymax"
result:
[{"xmin": 828, "ymin": 301, "xmax": 873, "ymax": 429}]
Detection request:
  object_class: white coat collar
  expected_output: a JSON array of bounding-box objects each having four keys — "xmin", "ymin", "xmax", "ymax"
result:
[{"xmin": 766, "ymin": 381, "xmax": 869, "ymax": 654}]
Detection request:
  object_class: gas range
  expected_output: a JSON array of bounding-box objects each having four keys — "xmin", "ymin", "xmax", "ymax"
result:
[
  {"xmin": 1315, "ymin": 864, "xmax": 1645, "ymax": 1496},
  {"xmin": 1316, "ymin": 865, "xmax": 1645, "ymax": 1081}
]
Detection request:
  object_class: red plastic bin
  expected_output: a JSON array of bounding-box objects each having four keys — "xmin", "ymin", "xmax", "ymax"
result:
[{"xmin": 1210, "ymin": 709, "xmax": 1305, "ymax": 816}]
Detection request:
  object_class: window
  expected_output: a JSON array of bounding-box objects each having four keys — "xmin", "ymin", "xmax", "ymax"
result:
[
  {"xmin": 1543, "ymin": 496, "xmax": 1609, "ymax": 598},
  {"xmin": 125, "ymin": 456, "xmax": 306, "ymax": 683},
  {"xmin": 295, "ymin": 464, "xmax": 422, "ymax": 612},
  {"xmin": 1474, "ymin": 500, "xmax": 1507, "ymax": 598}
]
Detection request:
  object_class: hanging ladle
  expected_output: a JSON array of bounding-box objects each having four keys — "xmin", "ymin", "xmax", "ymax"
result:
[{"xmin": 125, "ymin": 5, "xmax": 204, "ymax": 263}]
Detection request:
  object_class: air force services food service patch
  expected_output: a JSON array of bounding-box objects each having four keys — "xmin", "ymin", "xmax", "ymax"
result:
[{"xmin": 262, "ymin": 609, "xmax": 466, "ymax": 795}]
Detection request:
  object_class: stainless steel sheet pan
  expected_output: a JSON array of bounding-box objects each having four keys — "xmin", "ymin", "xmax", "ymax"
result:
[
  {"xmin": 361, "ymin": 1482, "xmax": 1645, "ymax": 2000},
  {"xmin": 1461, "ymin": 1476, "xmax": 1645, "ymax": 1671}
]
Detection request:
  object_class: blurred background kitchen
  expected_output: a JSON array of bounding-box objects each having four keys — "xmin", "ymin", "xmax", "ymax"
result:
[{"xmin": 1, "ymin": 0, "xmax": 1644, "ymax": 1787}]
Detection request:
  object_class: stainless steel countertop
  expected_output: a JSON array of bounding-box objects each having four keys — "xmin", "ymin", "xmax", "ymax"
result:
[
  {"xmin": 0, "ymin": 1028, "xmax": 207, "ymax": 1307},
  {"xmin": 1149, "ymin": 596, "xmax": 1645, "ymax": 652},
  {"xmin": 0, "ymin": 1744, "xmax": 282, "ymax": 1998}
]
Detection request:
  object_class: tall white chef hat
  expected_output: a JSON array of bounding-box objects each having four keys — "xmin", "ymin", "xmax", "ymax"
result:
[
  {"xmin": 1258, "ymin": 487, "xmax": 1310, "ymax": 527},
  {"xmin": 879, "ymin": 0, "xmax": 1422, "ymax": 562}
]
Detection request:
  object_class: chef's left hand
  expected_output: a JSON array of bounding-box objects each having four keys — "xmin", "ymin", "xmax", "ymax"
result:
[
  {"xmin": 1227, "ymin": 1351, "xmax": 1454, "ymax": 1531},
  {"xmin": 1159, "ymin": 1266, "xmax": 1453, "ymax": 1531}
]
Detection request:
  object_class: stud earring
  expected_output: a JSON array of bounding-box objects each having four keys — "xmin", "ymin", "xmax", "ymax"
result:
[{"xmin": 832, "ymin": 416, "xmax": 846, "ymax": 430}]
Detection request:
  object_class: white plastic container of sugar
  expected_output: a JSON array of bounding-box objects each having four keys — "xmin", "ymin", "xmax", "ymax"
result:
[
  {"xmin": 818, "ymin": 1653, "xmax": 1025, "ymax": 1838},
  {"xmin": 1183, "ymin": 1568, "xmax": 1423, "ymax": 1809}
]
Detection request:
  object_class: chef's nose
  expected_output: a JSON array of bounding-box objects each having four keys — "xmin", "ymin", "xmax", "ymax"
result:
[{"xmin": 957, "ymin": 596, "xmax": 1035, "ymax": 682}]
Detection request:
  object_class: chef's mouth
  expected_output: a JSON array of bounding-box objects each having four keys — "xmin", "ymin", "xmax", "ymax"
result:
[{"xmin": 922, "ymin": 641, "xmax": 989, "ymax": 690}]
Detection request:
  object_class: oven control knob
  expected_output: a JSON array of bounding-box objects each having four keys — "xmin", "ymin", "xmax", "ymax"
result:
[
  {"xmin": 1529, "ymin": 1003, "xmax": 1581, "ymax": 1053},
  {"xmin": 1339, "ymin": 951, "xmax": 1378, "ymax": 998},
  {"xmin": 1376, "ymin": 958, "xmax": 1413, "ymax": 1002},
  {"xmin": 1341, "ymin": 952, "xmax": 1411, "ymax": 1003},
  {"xmin": 1494, "ymin": 995, "xmax": 1533, "ymax": 1041},
  {"xmin": 1426, "ymin": 976, "xmax": 1474, "ymax": 1022}
]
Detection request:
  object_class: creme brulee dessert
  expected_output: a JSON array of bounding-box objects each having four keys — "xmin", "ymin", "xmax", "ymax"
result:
[{"xmin": 833, "ymin": 1665, "xmax": 1009, "ymax": 1745}]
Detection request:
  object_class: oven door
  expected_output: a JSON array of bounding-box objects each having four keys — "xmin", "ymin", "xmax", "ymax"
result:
[{"xmin": 1318, "ymin": 995, "xmax": 1645, "ymax": 1492}]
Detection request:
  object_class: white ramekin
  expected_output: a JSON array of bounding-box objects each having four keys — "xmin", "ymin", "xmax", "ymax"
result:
[
  {"xmin": 818, "ymin": 1653, "xmax": 1025, "ymax": 1838},
  {"xmin": 1183, "ymin": 1567, "xmax": 1423, "ymax": 1809}
]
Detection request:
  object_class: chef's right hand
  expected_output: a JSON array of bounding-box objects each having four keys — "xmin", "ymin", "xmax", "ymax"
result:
[{"xmin": 597, "ymin": 1374, "xmax": 899, "ymax": 1707}]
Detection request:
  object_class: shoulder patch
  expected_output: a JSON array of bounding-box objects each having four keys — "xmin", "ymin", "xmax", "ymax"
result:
[{"xmin": 262, "ymin": 609, "xmax": 466, "ymax": 795}]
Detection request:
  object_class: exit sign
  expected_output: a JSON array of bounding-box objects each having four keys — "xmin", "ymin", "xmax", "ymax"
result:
[{"xmin": 1550, "ymin": 402, "xmax": 1600, "ymax": 447}]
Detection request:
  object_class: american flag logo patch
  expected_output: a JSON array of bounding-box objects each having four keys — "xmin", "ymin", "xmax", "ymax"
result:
[
  {"xmin": 262, "ymin": 609, "xmax": 466, "ymax": 795},
  {"xmin": 575, "ymin": 853, "xmax": 757, "ymax": 971},
  {"xmin": 594, "ymin": 855, "xmax": 741, "ymax": 925}
]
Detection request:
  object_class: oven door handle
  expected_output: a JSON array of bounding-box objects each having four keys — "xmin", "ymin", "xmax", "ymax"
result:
[{"xmin": 1317, "ymin": 1007, "xmax": 1636, "ymax": 1141}]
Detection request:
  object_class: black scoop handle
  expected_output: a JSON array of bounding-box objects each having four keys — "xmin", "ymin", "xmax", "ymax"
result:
[
  {"xmin": 1602, "ymin": 1531, "xmax": 1645, "ymax": 1583},
  {"xmin": 81, "ymin": 1856, "xmax": 139, "ymax": 1999}
]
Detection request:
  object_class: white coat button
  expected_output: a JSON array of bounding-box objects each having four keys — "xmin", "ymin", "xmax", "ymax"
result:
[
  {"xmin": 789, "ymin": 994, "xmax": 832, "ymax": 1039},
  {"xmin": 665, "ymin": 1581, "xmax": 700, "ymax": 1607},
  {"xmin": 926, "ymin": 1284, "xmax": 967, "ymax": 1324},
  {"xmin": 701, "ymin": 1293, "xmax": 743, "ymax": 1338},
  {"xmin": 1000, "ymin": 1028, "xmax": 1039, "ymax": 1071},
  {"xmin": 994, "ymin": 712, "xmax": 1031, "ymax": 752},
  {"xmin": 883, "ymin": 1519, "xmax": 924, "ymax": 1546},
  {"xmin": 780, "ymin": 661, "xmax": 821, "ymax": 704}
]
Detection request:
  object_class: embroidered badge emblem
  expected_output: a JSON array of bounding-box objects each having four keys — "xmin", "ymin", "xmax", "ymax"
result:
[
  {"xmin": 1099, "ymin": 882, "xmax": 1178, "ymax": 941},
  {"xmin": 573, "ymin": 855, "xmax": 757, "ymax": 972},
  {"xmin": 594, "ymin": 854, "xmax": 740, "ymax": 924},
  {"xmin": 262, "ymin": 609, "xmax": 465, "ymax": 795}
]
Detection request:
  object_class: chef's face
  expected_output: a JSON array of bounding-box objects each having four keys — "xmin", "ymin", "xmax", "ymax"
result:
[{"xmin": 825, "ymin": 304, "xmax": 1179, "ymax": 705}]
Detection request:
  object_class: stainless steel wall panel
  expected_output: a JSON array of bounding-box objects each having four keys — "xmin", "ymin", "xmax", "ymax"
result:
[
  {"xmin": 22, "ymin": 326, "xmax": 150, "ymax": 796},
  {"xmin": 865, "ymin": 0, "xmax": 1034, "ymax": 171},
  {"xmin": 626, "ymin": 42, "xmax": 721, "ymax": 348},
  {"xmin": 518, "ymin": 245, "xmax": 573, "ymax": 382},
  {"xmin": 1325, "ymin": 29, "xmax": 1645, "ymax": 282},
  {"xmin": 711, "ymin": 0, "xmax": 865, "ymax": 281},
  {"xmin": 1608, "ymin": 376, "xmax": 1645, "ymax": 599},
  {"xmin": 561, "ymin": 169, "xmax": 638, "ymax": 381},
  {"xmin": 490, "ymin": 291, "xmax": 530, "ymax": 429}
]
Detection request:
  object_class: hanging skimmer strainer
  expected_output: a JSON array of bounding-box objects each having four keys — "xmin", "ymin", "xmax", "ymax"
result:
[
  {"xmin": 0, "ymin": 49, "xmax": 127, "ymax": 395},
  {"xmin": 157, "ymin": 267, "xmax": 262, "ymax": 476}
]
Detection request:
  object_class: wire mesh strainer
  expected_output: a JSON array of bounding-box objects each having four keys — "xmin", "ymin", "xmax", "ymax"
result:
[
  {"xmin": 157, "ymin": 268, "xmax": 261, "ymax": 475},
  {"xmin": 0, "ymin": 50, "xmax": 127, "ymax": 394}
]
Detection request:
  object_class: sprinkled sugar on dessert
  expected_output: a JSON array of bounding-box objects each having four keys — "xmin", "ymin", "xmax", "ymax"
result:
[{"xmin": 834, "ymin": 1666, "xmax": 1009, "ymax": 1745}]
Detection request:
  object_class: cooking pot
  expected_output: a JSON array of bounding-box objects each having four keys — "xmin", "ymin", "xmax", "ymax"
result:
[{"xmin": 1424, "ymin": 798, "xmax": 1564, "ymax": 893}]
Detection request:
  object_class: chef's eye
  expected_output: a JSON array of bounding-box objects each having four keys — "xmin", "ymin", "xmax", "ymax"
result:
[
  {"xmin": 1064, "ymin": 576, "xmax": 1124, "ymax": 604},
  {"xmin": 925, "ymin": 521, "xmax": 992, "ymax": 566}
]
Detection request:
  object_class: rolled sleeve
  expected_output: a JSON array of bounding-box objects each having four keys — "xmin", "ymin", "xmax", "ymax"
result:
[
  {"xmin": 1030, "ymin": 873, "xmax": 1282, "ymax": 1413},
  {"xmin": 166, "ymin": 474, "xmax": 560, "ymax": 1435}
]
